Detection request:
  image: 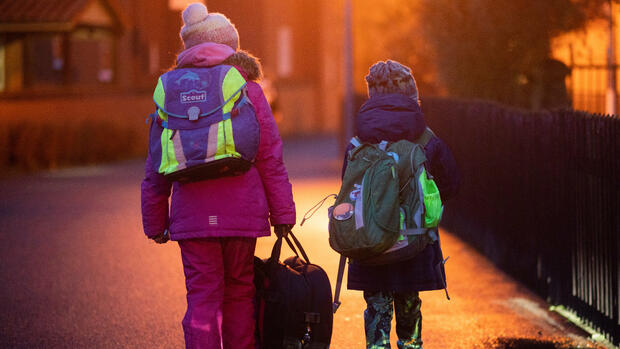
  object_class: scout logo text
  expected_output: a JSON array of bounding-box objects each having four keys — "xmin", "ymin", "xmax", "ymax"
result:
[{"xmin": 181, "ymin": 90, "xmax": 207, "ymax": 104}]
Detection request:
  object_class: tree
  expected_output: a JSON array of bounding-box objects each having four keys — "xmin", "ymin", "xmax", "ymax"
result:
[
  {"xmin": 415, "ymin": 0, "xmax": 609, "ymax": 107},
  {"xmin": 354, "ymin": 0, "xmax": 442, "ymax": 96}
]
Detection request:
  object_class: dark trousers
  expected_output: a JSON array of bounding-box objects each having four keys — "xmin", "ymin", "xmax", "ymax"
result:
[{"xmin": 363, "ymin": 291, "xmax": 423, "ymax": 349}]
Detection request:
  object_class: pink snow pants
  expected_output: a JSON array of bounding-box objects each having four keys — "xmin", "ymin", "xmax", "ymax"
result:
[{"xmin": 178, "ymin": 237, "xmax": 257, "ymax": 349}]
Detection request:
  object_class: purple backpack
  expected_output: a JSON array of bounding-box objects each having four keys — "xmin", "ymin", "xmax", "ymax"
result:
[{"xmin": 148, "ymin": 65, "xmax": 259, "ymax": 183}]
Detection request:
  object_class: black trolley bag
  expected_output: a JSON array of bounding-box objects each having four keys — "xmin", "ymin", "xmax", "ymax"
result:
[{"xmin": 254, "ymin": 232, "xmax": 333, "ymax": 349}]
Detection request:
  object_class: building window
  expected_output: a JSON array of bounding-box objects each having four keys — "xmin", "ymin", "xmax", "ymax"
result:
[
  {"xmin": 149, "ymin": 41, "xmax": 160, "ymax": 76},
  {"xmin": 69, "ymin": 29, "xmax": 115, "ymax": 85},
  {"xmin": 277, "ymin": 26, "xmax": 292, "ymax": 78},
  {"xmin": 51, "ymin": 36, "xmax": 64, "ymax": 72},
  {"xmin": 24, "ymin": 34, "xmax": 65, "ymax": 87},
  {"xmin": 97, "ymin": 38, "xmax": 114, "ymax": 83},
  {"xmin": 17, "ymin": 29, "xmax": 116, "ymax": 90}
]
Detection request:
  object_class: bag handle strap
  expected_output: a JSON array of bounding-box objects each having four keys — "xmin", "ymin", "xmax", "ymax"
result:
[
  {"xmin": 333, "ymin": 255, "xmax": 347, "ymax": 313},
  {"xmin": 269, "ymin": 231, "xmax": 310, "ymax": 266},
  {"xmin": 269, "ymin": 235, "xmax": 284, "ymax": 265},
  {"xmin": 287, "ymin": 232, "xmax": 310, "ymax": 264}
]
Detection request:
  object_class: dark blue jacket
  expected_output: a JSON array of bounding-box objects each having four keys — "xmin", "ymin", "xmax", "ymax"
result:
[{"xmin": 342, "ymin": 94, "xmax": 460, "ymax": 292}]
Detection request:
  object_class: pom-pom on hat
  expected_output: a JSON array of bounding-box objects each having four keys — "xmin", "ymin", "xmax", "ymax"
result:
[
  {"xmin": 180, "ymin": 3, "xmax": 240, "ymax": 51},
  {"xmin": 365, "ymin": 60, "xmax": 419, "ymax": 103}
]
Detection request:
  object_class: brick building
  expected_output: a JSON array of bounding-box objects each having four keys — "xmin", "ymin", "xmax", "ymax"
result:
[
  {"xmin": 0, "ymin": 0, "xmax": 345, "ymax": 137},
  {"xmin": 552, "ymin": 2, "xmax": 620, "ymax": 114},
  {"xmin": 0, "ymin": 0, "xmax": 181, "ymax": 94}
]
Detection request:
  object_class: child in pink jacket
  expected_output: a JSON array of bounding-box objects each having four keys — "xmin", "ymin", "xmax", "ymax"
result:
[{"xmin": 140, "ymin": 4, "xmax": 296, "ymax": 348}]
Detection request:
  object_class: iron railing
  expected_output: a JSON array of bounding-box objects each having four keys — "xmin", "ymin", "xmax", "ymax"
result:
[{"xmin": 423, "ymin": 97, "xmax": 619, "ymax": 345}]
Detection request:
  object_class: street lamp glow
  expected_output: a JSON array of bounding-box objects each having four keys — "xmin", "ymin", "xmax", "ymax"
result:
[{"xmin": 168, "ymin": 0, "xmax": 202, "ymax": 11}]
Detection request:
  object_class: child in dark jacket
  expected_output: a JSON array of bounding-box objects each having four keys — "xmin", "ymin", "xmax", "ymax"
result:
[{"xmin": 342, "ymin": 60, "xmax": 460, "ymax": 349}]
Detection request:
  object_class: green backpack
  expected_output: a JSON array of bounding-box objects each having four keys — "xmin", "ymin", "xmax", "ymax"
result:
[{"xmin": 328, "ymin": 133, "xmax": 443, "ymax": 266}]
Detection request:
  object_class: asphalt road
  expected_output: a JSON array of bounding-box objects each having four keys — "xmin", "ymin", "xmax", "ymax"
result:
[{"xmin": 0, "ymin": 137, "xmax": 602, "ymax": 348}]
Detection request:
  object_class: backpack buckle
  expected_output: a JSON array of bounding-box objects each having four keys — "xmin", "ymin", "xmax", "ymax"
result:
[
  {"xmin": 187, "ymin": 106, "xmax": 200, "ymax": 121},
  {"xmin": 332, "ymin": 301, "xmax": 341, "ymax": 313},
  {"xmin": 378, "ymin": 140, "xmax": 389, "ymax": 151}
]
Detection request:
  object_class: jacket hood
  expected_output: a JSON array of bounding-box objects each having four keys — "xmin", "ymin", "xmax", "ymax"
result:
[
  {"xmin": 356, "ymin": 93, "xmax": 426, "ymax": 143},
  {"xmin": 176, "ymin": 42, "xmax": 263, "ymax": 81},
  {"xmin": 221, "ymin": 51, "xmax": 263, "ymax": 81},
  {"xmin": 176, "ymin": 42, "xmax": 234, "ymax": 68}
]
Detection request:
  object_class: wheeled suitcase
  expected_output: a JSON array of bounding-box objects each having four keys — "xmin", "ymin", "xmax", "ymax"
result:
[{"xmin": 254, "ymin": 232, "xmax": 333, "ymax": 348}]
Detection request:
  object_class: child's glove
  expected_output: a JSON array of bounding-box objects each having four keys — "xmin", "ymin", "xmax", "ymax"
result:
[
  {"xmin": 273, "ymin": 224, "xmax": 293, "ymax": 238},
  {"xmin": 150, "ymin": 229, "xmax": 170, "ymax": 244}
]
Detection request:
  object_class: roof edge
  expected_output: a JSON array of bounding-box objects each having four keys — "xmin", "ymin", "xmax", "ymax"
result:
[
  {"xmin": 0, "ymin": 0, "xmax": 129, "ymax": 34},
  {"xmin": 99, "ymin": 0, "xmax": 130, "ymax": 32}
]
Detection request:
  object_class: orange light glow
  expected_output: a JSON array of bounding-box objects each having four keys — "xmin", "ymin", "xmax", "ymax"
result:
[{"xmin": 168, "ymin": 0, "xmax": 202, "ymax": 11}]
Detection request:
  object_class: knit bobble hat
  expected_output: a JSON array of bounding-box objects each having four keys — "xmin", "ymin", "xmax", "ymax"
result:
[
  {"xmin": 180, "ymin": 3, "xmax": 240, "ymax": 51},
  {"xmin": 365, "ymin": 60, "xmax": 419, "ymax": 103}
]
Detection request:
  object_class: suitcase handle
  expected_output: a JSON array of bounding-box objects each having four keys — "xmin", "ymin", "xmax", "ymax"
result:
[
  {"xmin": 270, "ymin": 231, "xmax": 310, "ymax": 265},
  {"xmin": 287, "ymin": 232, "xmax": 310, "ymax": 264}
]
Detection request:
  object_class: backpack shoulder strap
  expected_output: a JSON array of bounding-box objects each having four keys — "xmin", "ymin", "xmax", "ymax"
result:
[
  {"xmin": 333, "ymin": 255, "xmax": 347, "ymax": 313},
  {"xmin": 414, "ymin": 127, "xmax": 436, "ymax": 146},
  {"xmin": 348, "ymin": 137, "xmax": 363, "ymax": 160},
  {"xmin": 220, "ymin": 66, "xmax": 247, "ymax": 116}
]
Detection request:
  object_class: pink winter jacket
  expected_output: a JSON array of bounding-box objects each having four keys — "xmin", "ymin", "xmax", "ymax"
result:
[{"xmin": 141, "ymin": 43, "xmax": 296, "ymax": 240}]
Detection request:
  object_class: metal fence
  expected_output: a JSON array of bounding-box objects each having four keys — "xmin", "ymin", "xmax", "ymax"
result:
[{"xmin": 423, "ymin": 97, "xmax": 619, "ymax": 345}]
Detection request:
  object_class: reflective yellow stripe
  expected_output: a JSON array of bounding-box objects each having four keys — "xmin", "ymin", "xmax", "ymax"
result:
[
  {"xmin": 158, "ymin": 127, "xmax": 168, "ymax": 173},
  {"xmin": 215, "ymin": 121, "xmax": 226, "ymax": 157},
  {"xmin": 154, "ymin": 77, "xmax": 165, "ymax": 109},
  {"xmin": 154, "ymin": 77, "xmax": 168, "ymax": 121},
  {"xmin": 154, "ymin": 75, "xmax": 172, "ymax": 173},
  {"xmin": 221, "ymin": 67, "xmax": 245, "ymax": 114},
  {"xmin": 214, "ymin": 119, "xmax": 240, "ymax": 159},
  {"xmin": 214, "ymin": 154, "xmax": 236, "ymax": 160},
  {"xmin": 212, "ymin": 120, "xmax": 235, "ymax": 161},
  {"xmin": 224, "ymin": 118, "xmax": 239, "ymax": 156},
  {"xmin": 220, "ymin": 67, "xmax": 245, "ymax": 156},
  {"xmin": 158, "ymin": 128, "xmax": 178, "ymax": 174}
]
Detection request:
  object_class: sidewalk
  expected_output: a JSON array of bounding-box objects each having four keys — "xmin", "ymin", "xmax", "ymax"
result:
[{"xmin": 271, "ymin": 136, "xmax": 603, "ymax": 349}]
